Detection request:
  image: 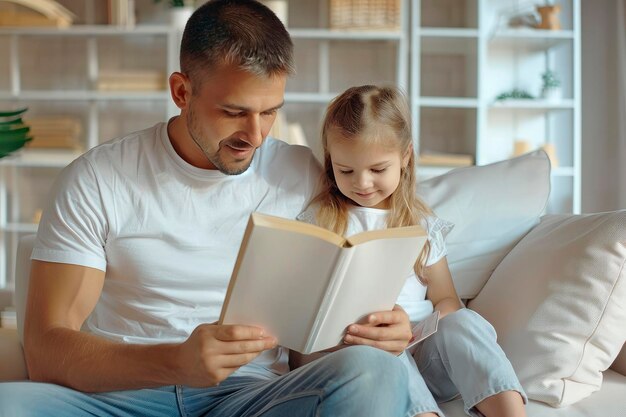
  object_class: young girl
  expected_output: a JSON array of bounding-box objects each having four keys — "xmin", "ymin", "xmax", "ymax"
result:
[{"xmin": 297, "ymin": 85, "xmax": 527, "ymax": 417}]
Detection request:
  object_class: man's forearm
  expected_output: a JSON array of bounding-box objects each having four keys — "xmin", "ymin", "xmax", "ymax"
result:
[{"xmin": 26, "ymin": 327, "xmax": 181, "ymax": 393}]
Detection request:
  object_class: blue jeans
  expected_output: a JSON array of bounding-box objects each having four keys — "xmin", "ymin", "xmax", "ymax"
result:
[
  {"xmin": 0, "ymin": 345, "xmax": 412, "ymax": 417},
  {"xmin": 402, "ymin": 308, "xmax": 527, "ymax": 417}
]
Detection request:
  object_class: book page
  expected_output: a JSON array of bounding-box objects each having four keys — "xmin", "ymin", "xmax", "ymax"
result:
[
  {"xmin": 406, "ymin": 310, "xmax": 440, "ymax": 350},
  {"xmin": 308, "ymin": 234, "xmax": 428, "ymax": 352},
  {"xmin": 220, "ymin": 222, "xmax": 343, "ymax": 352}
]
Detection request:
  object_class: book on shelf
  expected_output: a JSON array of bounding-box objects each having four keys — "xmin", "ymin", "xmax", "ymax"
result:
[
  {"xmin": 418, "ymin": 151, "xmax": 474, "ymax": 167},
  {"xmin": 219, "ymin": 212, "xmax": 427, "ymax": 354},
  {"xmin": 24, "ymin": 116, "xmax": 82, "ymax": 150},
  {"xmin": 96, "ymin": 70, "xmax": 167, "ymax": 92}
]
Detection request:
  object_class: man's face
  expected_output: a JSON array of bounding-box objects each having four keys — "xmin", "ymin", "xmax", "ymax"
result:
[{"xmin": 183, "ymin": 63, "xmax": 286, "ymax": 175}]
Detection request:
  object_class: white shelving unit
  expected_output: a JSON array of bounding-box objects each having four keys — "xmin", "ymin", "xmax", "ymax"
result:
[
  {"xmin": 0, "ymin": 1, "xmax": 410, "ymax": 289},
  {"xmin": 411, "ymin": 0, "xmax": 581, "ymax": 214}
]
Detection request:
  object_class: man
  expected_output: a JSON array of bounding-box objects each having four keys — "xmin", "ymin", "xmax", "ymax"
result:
[{"xmin": 0, "ymin": 1, "xmax": 415, "ymax": 416}]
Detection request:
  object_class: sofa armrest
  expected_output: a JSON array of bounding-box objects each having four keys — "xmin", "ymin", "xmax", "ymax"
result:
[{"xmin": 0, "ymin": 328, "xmax": 28, "ymax": 381}]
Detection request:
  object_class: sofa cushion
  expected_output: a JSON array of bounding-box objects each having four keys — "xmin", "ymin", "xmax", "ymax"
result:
[
  {"xmin": 418, "ymin": 150, "xmax": 550, "ymax": 298},
  {"xmin": 469, "ymin": 211, "xmax": 626, "ymax": 407},
  {"xmin": 612, "ymin": 344, "xmax": 626, "ymax": 376}
]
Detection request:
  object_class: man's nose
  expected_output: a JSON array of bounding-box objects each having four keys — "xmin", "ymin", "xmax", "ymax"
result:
[{"xmin": 243, "ymin": 114, "xmax": 263, "ymax": 147}]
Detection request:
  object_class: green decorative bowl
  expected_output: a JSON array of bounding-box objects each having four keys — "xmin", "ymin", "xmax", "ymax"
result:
[{"xmin": 0, "ymin": 108, "xmax": 30, "ymax": 158}]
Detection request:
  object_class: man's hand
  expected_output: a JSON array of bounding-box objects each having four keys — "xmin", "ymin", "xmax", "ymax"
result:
[
  {"xmin": 176, "ymin": 323, "xmax": 277, "ymax": 387},
  {"xmin": 343, "ymin": 305, "xmax": 412, "ymax": 356}
]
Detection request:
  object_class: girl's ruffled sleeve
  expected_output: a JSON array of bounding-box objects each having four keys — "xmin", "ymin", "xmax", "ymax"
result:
[{"xmin": 423, "ymin": 216, "xmax": 455, "ymax": 267}]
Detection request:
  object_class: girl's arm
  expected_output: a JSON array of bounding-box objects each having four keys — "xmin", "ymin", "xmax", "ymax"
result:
[{"xmin": 424, "ymin": 256, "xmax": 463, "ymax": 317}]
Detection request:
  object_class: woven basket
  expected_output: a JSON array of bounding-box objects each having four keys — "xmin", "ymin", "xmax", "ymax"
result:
[{"xmin": 329, "ymin": 0, "xmax": 402, "ymax": 30}]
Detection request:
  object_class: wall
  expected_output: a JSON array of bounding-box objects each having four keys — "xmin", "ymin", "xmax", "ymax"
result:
[{"xmin": 581, "ymin": 0, "xmax": 622, "ymax": 212}]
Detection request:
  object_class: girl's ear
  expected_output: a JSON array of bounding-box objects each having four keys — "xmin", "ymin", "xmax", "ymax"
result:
[{"xmin": 402, "ymin": 145, "xmax": 413, "ymax": 168}]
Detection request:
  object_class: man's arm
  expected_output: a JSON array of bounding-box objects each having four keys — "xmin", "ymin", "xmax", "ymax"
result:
[{"xmin": 24, "ymin": 260, "xmax": 277, "ymax": 393}]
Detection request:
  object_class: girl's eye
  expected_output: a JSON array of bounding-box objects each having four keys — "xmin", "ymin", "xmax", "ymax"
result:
[
  {"xmin": 371, "ymin": 168, "xmax": 387, "ymax": 173},
  {"xmin": 339, "ymin": 170, "xmax": 353, "ymax": 175}
]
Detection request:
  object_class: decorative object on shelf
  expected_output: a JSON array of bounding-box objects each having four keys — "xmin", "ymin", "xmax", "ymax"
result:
[
  {"xmin": 0, "ymin": 0, "xmax": 75, "ymax": 27},
  {"xmin": 259, "ymin": 1, "xmax": 288, "ymax": 27},
  {"xmin": 540, "ymin": 143, "xmax": 559, "ymax": 167},
  {"xmin": 512, "ymin": 140, "xmax": 533, "ymax": 157},
  {"xmin": 512, "ymin": 140, "xmax": 559, "ymax": 167},
  {"xmin": 540, "ymin": 69, "xmax": 561, "ymax": 101},
  {"xmin": 495, "ymin": 88, "xmax": 535, "ymax": 101},
  {"xmin": 329, "ymin": 0, "xmax": 400, "ymax": 30},
  {"xmin": 535, "ymin": 2, "xmax": 561, "ymax": 30},
  {"xmin": 0, "ymin": 107, "xmax": 32, "ymax": 158},
  {"xmin": 154, "ymin": 0, "xmax": 195, "ymax": 29}
]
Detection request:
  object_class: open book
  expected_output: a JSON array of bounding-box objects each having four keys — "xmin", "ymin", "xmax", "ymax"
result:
[{"xmin": 219, "ymin": 212, "xmax": 428, "ymax": 354}]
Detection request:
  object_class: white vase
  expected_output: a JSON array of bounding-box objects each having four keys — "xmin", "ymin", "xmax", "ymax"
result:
[
  {"xmin": 541, "ymin": 86, "xmax": 562, "ymax": 102},
  {"xmin": 170, "ymin": 6, "xmax": 194, "ymax": 30}
]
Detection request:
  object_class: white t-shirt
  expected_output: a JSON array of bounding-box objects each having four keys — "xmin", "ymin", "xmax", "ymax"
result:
[
  {"xmin": 298, "ymin": 205, "xmax": 454, "ymax": 323},
  {"xmin": 32, "ymin": 121, "xmax": 322, "ymax": 379}
]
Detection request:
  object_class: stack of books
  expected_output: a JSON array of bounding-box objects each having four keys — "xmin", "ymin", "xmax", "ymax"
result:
[
  {"xmin": 25, "ymin": 116, "xmax": 83, "ymax": 150},
  {"xmin": 0, "ymin": 108, "xmax": 32, "ymax": 159},
  {"xmin": 97, "ymin": 70, "xmax": 167, "ymax": 92},
  {"xmin": 418, "ymin": 151, "xmax": 474, "ymax": 168}
]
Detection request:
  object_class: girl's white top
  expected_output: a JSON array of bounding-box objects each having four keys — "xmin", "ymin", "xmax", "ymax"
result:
[{"xmin": 298, "ymin": 205, "xmax": 454, "ymax": 323}]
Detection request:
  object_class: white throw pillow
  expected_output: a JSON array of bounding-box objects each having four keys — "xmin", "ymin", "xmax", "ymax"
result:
[
  {"xmin": 469, "ymin": 211, "xmax": 626, "ymax": 407},
  {"xmin": 418, "ymin": 150, "xmax": 550, "ymax": 298}
]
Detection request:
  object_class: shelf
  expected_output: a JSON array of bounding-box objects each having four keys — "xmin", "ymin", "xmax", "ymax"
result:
[
  {"xmin": 1, "ymin": 223, "xmax": 38, "ymax": 233},
  {"xmin": 0, "ymin": 91, "xmax": 170, "ymax": 101},
  {"xmin": 418, "ymin": 97, "xmax": 479, "ymax": 108},
  {"xmin": 490, "ymin": 99, "xmax": 575, "ymax": 110},
  {"xmin": 489, "ymin": 29, "xmax": 575, "ymax": 50},
  {"xmin": 289, "ymin": 29, "xmax": 404, "ymax": 41},
  {"xmin": 421, "ymin": 36, "xmax": 477, "ymax": 55},
  {"xmin": 0, "ymin": 149, "xmax": 82, "ymax": 167},
  {"xmin": 552, "ymin": 167, "xmax": 575, "ymax": 177},
  {"xmin": 0, "ymin": 25, "xmax": 173, "ymax": 36},
  {"xmin": 419, "ymin": 28, "xmax": 479, "ymax": 38}
]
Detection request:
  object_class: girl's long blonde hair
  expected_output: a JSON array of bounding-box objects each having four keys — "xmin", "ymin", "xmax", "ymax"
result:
[{"xmin": 311, "ymin": 85, "xmax": 433, "ymax": 282}]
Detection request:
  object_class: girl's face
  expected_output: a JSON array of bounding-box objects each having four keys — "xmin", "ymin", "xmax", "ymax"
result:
[{"xmin": 327, "ymin": 132, "xmax": 409, "ymax": 209}]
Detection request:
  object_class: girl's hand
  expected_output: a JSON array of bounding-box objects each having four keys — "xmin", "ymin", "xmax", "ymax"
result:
[{"xmin": 343, "ymin": 304, "xmax": 412, "ymax": 356}]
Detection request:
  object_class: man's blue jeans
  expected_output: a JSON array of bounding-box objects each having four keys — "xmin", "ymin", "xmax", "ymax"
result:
[{"xmin": 0, "ymin": 345, "xmax": 412, "ymax": 417}]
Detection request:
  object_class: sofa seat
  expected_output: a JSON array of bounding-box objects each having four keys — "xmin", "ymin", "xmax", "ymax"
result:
[{"xmin": 439, "ymin": 369, "xmax": 626, "ymax": 417}]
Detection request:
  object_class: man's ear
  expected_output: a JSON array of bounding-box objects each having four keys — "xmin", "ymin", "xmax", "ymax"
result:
[{"xmin": 169, "ymin": 72, "xmax": 192, "ymax": 110}]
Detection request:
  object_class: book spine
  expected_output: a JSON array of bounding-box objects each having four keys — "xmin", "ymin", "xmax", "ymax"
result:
[{"xmin": 304, "ymin": 248, "xmax": 355, "ymax": 353}]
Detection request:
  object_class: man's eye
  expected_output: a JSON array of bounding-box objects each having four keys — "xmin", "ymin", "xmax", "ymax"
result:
[
  {"xmin": 262, "ymin": 110, "xmax": 278, "ymax": 117},
  {"xmin": 225, "ymin": 111, "xmax": 243, "ymax": 117}
]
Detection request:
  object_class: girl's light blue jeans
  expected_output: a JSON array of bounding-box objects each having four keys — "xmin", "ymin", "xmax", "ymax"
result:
[
  {"xmin": 402, "ymin": 308, "xmax": 528, "ymax": 417},
  {"xmin": 0, "ymin": 345, "xmax": 413, "ymax": 417}
]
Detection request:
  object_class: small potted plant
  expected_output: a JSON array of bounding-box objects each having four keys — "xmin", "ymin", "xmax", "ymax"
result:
[
  {"xmin": 154, "ymin": 0, "xmax": 195, "ymax": 29},
  {"xmin": 541, "ymin": 69, "xmax": 561, "ymax": 101}
]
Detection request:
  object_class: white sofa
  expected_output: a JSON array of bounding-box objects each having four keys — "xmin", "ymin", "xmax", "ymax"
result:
[{"xmin": 0, "ymin": 150, "xmax": 624, "ymax": 417}]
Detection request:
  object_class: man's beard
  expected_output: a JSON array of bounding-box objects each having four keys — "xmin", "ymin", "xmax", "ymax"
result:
[{"xmin": 186, "ymin": 107, "xmax": 255, "ymax": 176}]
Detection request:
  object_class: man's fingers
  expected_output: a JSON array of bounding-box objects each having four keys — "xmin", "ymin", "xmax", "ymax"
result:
[
  {"xmin": 215, "ymin": 324, "xmax": 269, "ymax": 342},
  {"xmin": 220, "ymin": 337, "xmax": 277, "ymax": 354},
  {"xmin": 218, "ymin": 352, "xmax": 266, "ymax": 368}
]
